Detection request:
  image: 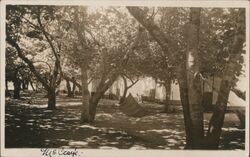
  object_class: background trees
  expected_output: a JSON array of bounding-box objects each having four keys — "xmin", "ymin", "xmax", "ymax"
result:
[
  {"xmin": 5, "ymin": 46, "xmax": 31, "ymax": 99},
  {"xmin": 80, "ymin": 7, "xmax": 141, "ymax": 122},
  {"xmin": 6, "ymin": 5, "xmax": 65, "ymax": 109}
]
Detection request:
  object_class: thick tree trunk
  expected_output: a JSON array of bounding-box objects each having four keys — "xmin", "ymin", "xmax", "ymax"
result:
[
  {"xmin": 178, "ymin": 65, "xmax": 193, "ymax": 148},
  {"xmin": 47, "ymin": 88, "xmax": 56, "ymax": 110},
  {"xmin": 185, "ymin": 8, "xmax": 204, "ymax": 149},
  {"xmin": 88, "ymin": 91, "xmax": 103, "ymax": 122},
  {"xmin": 80, "ymin": 65, "xmax": 90, "ymax": 123},
  {"xmin": 88, "ymin": 74, "xmax": 118, "ymax": 122}
]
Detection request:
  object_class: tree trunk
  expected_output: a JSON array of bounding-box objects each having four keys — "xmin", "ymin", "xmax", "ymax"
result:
[
  {"xmin": 88, "ymin": 74, "xmax": 118, "ymax": 122},
  {"xmin": 21, "ymin": 81, "xmax": 25, "ymax": 90},
  {"xmin": 120, "ymin": 76, "xmax": 128, "ymax": 104},
  {"xmin": 205, "ymin": 80, "xmax": 230, "ymax": 148},
  {"xmin": 21, "ymin": 80, "xmax": 28, "ymax": 90},
  {"xmin": 88, "ymin": 91, "xmax": 103, "ymax": 122},
  {"xmin": 185, "ymin": 8, "xmax": 204, "ymax": 149},
  {"xmin": 13, "ymin": 78, "xmax": 21, "ymax": 99},
  {"xmin": 205, "ymin": 9, "xmax": 245, "ymax": 149},
  {"xmin": 66, "ymin": 79, "xmax": 73, "ymax": 97},
  {"xmin": 120, "ymin": 88, "xmax": 128, "ymax": 104},
  {"xmin": 80, "ymin": 65, "xmax": 90, "ymax": 123},
  {"xmin": 47, "ymin": 88, "xmax": 56, "ymax": 110},
  {"xmin": 25, "ymin": 80, "xmax": 29, "ymax": 90},
  {"xmin": 178, "ymin": 65, "xmax": 193, "ymax": 148},
  {"xmin": 163, "ymin": 80, "xmax": 171, "ymax": 113},
  {"xmin": 6, "ymin": 80, "xmax": 9, "ymax": 91},
  {"xmin": 72, "ymin": 81, "xmax": 76, "ymax": 96}
]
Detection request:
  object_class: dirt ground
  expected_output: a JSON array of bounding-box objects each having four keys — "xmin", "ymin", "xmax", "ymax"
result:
[{"xmin": 5, "ymin": 91, "xmax": 245, "ymax": 150}]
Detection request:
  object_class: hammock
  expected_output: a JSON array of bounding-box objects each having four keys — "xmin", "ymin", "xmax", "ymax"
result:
[{"xmin": 120, "ymin": 93, "xmax": 149, "ymax": 117}]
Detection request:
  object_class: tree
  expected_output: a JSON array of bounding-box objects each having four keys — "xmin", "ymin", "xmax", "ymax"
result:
[
  {"xmin": 5, "ymin": 46, "xmax": 25, "ymax": 99},
  {"xmin": 6, "ymin": 5, "xmax": 64, "ymax": 109},
  {"xmin": 79, "ymin": 7, "xmax": 141, "ymax": 123},
  {"xmin": 127, "ymin": 6, "xmax": 246, "ymax": 149},
  {"xmin": 57, "ymin": 6, "xmax": 97, "ymax": 122},
  {"xmin": 127, "ymin": 7, "xmax": 192, "ymax": 112},
  {"xmin": 119, "ymin": 74, "xmax": 139, "ymax": 104},
  {"xmin": 205, "ymin": 8, "xmax": 245, "ymax": 149},
  {"xmin": 184, "ymin": 8, "xmax": 204, "ymax": 148}
]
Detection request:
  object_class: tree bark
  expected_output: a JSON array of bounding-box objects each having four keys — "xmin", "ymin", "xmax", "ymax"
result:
[
  {"xmin": 205, "ymin": 80, "xmax": 230, "ymax": 148},
  {"xmin": 80, "ymin": 65, "xmax": 90, "ymax": 123},
  {"xmin": 88, "ymin": 74, "xmax": 118, "ymax": 122},
  {"xmin": 120, "ymin": 76, "xmax": 128, "ymax": 104},
  {"xmin": 88, "ymin": 90, "xmax": 103, "ymax": 122},
  {"xmin": 72, "ymin": 80, "xmax": 76, "ymax": 96},
  {"xmin": 65, "ymin": 78, "xmax": 73, "ymax": 97},
  {"xmin": 13, "ymin": 78, "xmax": 21, "ymax": 99},
  {"xmin": 127, "ymin": 7, "xmax": 177, "ymax": 56},
  {"xmin": 47, "ymin": 88, "xmax": 56, "ymax": 110},
  {"xmin": 185, "ymin": 8, "xmax": 204, "ymax": 148},
  {"xmin": 6, "ymin": 80, "xmax": 9, "ymax": 91},
  {"xmin": 178, "ymin": 64, "xmax": 193, "ymax": 148},
  {"xmin": 21, "ymin": 80, "xmax": 28, "ymax": 90},
  {"xmin": 163, "ymin": 80, "xmax": 171, "ymax": 113}
]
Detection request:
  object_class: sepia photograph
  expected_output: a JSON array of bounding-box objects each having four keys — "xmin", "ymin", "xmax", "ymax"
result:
[{"xmin": 1, "ymin": 0, "xmax": 249, "ymax": 157}]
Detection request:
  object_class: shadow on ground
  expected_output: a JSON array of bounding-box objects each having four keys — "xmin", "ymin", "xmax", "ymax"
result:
[{"xmin": 5, "ymin": 92, "xmax": 245, "ymax": 150}]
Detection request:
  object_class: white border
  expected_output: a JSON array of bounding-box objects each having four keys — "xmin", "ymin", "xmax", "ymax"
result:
[
  {"xmin": 0, "ymin": 0, "xmax": 249, "ymax": 157},
  {"xmin": 1, "ymin": 0, "xmax": 250, "ymax": 8}
]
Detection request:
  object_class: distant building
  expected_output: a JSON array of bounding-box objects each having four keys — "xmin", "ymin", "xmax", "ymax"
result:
[{"xmin": 90, "ymin": 76, "xmax": 245, "ymax": 107}]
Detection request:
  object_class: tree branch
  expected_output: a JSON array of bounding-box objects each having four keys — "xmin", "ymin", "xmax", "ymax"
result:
[
  {"xmin": 37, "ymin": 13, "xmax": 62, "ymax": 87},
  {"xmin": 6, "ymin": 36, "xmax": 50, "ymax": 90},
  {"xmin": 231, "ymin": 87, "xmax": 245, "ymax": 101},
  {"xmin": 127, "ymin": 6, "xmax": 177, "ymax": 56}
]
